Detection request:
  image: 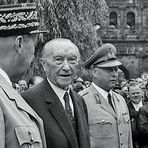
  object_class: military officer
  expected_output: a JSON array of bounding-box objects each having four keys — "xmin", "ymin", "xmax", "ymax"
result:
[{"xmin": 79, "ymin": 43, "xmax": 133, "ymax": 148}]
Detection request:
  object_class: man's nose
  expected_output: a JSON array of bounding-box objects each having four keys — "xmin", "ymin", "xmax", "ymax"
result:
[
  {"xmin": 62, "ymin": 60, "xmax": 71, "ymax": 71},
  {"xmin": 112, "ymin": 69, "xmax": 118, "ymax": 76}
]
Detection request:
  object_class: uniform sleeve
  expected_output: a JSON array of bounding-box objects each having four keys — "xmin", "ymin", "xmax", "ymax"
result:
[{"xmin": 0, "ymin": 105, "xmax": 5, "ymax": 148}]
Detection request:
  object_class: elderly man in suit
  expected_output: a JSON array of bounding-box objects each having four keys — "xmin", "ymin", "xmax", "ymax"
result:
[
  {"xmin": 21, "ymin": 38, "xmax": 90, "ymax": 148},
  {"xmin": 0, "ymin": 1, "xmax": 47, "ymax": 148},
  {"xmin": 79, "ymin": 43, "xmax": 133, "ymax": 148}
]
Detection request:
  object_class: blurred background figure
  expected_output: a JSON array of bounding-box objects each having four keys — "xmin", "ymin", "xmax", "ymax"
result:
[
  {"xmin": 127, "ymin": 83, "xmax": 144, "ymax": 148},
  {"xmin": 28, "ymin": 76, "xmax": 43, "ymax": 88},
  {"xmin": 113, "ymin": 82, "xmax": 122, "ymax": 94},
  {"xmin": 12, "ymin": 82, "xmax": 20, "ymax": 93},
  {"xmin": 18, "ymin": 79, "xmax": 28, "ymax": 93},
  {"xmin": 120, "ymin": 80, "xmax": 129, "ymax": 103},
  {"xmin": 72, "ymin": 77, "xmax": 86, "ymax": 93},
  {"xmin": 136, "ymin": 78, "xmax": 146, "ymax": 97},
  {"xmin": 144, "ymin": 83, "xmax": 148, "ymax": 102}
]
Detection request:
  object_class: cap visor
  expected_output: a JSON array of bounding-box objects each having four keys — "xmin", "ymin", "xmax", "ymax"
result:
[
  {"xmin": 96, "ymin": 60, "xmax": 122, "ymax": 68},
  {"xmin": 29, "ymin": 30, "xmax": 48, "ymax": 34}
]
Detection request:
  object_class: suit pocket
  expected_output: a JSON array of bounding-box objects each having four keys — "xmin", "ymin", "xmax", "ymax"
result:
[
  {"xmin": 15, "ymin": 126, "xmax": 41, "ymax": 148},
  {"xmin": 90, "ymin": 117, "xmax": 114, "ymax": 138}
]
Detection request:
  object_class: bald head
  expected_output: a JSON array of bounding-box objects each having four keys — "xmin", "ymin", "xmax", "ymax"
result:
[
  {"xmin": 42, "ymin": 38, "xmax": 80, "ymax": 60},
  {"xmin": 41, "ymin": 38, "xmax": 81, "ymax": 90}
]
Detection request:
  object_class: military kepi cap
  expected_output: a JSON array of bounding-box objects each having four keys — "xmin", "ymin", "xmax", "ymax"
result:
[
  {"xmin": 84, "ymin": 43, "xmax": 122, "ymax": 69},
  {"xmin": 0, "ymin": 3, "xmax": 47, "ymax": 37}
]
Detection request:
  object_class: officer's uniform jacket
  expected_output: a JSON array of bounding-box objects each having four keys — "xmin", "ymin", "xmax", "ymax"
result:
[
  {"xmin": 79, "ymin": 83, "xmax": 133, "ymax": 148},
  {"xmin": 0, "ymin": 73, "xmax": 47, "ymax": 148}
]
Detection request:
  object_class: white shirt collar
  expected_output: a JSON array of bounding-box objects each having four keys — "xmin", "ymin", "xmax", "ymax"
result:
[
  {"xmin": 0, "ymin": 68, "xmax": 12, "ymax": 86},
  {"xmin": 47, "ymin": 78, "xmax": 74, "ymax": 115},
  {"xmin": 92, "ymin": 82, "xmax": 108, "ymax": 101},
  {"xmin": 47, "ymin": 78, "xmax": 67, "ymax": 99},
  {"xmin": 132, "ymin": 100, "xmax": 143, "ymax": 111}
]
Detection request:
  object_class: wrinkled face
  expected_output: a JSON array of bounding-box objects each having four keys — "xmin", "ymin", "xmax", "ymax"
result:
[
  {"xmin": 42, "ymin": 40, "xmax": 80, "ymax": 90},
  {"xmin": 92, "ymin": 66, "xmax": 118, "ymax": 92},
  {"xmin": 129, "ymin": 85, "xmax": 143, "ymax": 104}
]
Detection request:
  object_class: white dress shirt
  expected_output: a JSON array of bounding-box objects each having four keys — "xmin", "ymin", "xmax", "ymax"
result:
[
  {"xmin": 132, "ymin": 100, "xmax": 143, "ymax": 111},
  {"xmin": 47, "ymin": 78, "xmax": 74, "ymax": 116},
  {"xmin": 92, "ymin": 82, "xmax": 108, "ymax": 101}
]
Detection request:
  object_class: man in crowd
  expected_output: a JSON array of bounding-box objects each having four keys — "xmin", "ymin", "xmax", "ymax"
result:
[
  {"xmin": 22, "ymin": 38, "xmax": 90, "ymax": 148},
  {"xmin": 18, "ymin": 79, "xmax": 28, "ymax": 92},
  {"xmin": 72, "ymin": 77, "xmax": 86, "ymax": 93},
  {"xmin": 137, "ymin": 93, "xmax": 148, "ymax": 148},
  {"xmin": 0, "ymin": 1, "xmax": 47, "ymax": 148},
  {"xmin": 127, "ymin": 83, "xmax": 144, "ymax": 148},
  {"xmin": 80, "ymin": 43, "xmax": 133, "ymax": 148}
]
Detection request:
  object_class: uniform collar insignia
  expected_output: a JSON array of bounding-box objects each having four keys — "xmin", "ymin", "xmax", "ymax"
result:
[{"xmin": 94, "ymin": 94, "xmax": 101, "ymax": 104}]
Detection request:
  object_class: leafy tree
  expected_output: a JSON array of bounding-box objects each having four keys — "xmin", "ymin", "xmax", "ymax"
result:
[{"xmin": 6, "ymin": 0, "xmax": 108, "ymax": 80}]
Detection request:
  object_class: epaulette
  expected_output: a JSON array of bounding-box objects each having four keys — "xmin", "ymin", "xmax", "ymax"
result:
[{"xmin": 79, "ymin": 89, "xmax": 89, "ymax": 97}]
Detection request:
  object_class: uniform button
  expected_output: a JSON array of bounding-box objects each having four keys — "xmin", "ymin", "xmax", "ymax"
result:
[
  {"xmin": 121, "ymin": 142, "xmax": 123, "ymax": 146},
  {"xmin": 120, "ymin": 132, "xmax": 122, "ymax": 135},
  {"xmin": 102, "ymin": 120, "xmax": 106, "ymax": 124},
  {"xmin": 118, "ymin": 121, "xmax": 120, "ymax": 125},
  {"xmin": 31, "ymin": 137, "xmax": 34, "ymax": 143}
]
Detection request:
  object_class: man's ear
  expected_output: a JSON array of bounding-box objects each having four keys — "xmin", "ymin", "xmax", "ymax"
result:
[
  {"xmin": 91, "ymin": 67, "xmax": 97, "ymax": 77},
  {"xmin": 14, "ymin": 36, "xmax": 23, "ymax": 54}
]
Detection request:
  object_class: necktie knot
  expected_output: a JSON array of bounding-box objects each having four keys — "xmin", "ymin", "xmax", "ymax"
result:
[{"xmin": 108, "ymin": 93, "xmax": 111, "ymax": 101}]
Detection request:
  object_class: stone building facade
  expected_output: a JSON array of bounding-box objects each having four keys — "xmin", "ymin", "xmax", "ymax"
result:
[{"xmin": 98, "ymin": 0, "xmax": 148, "ymax": 79}]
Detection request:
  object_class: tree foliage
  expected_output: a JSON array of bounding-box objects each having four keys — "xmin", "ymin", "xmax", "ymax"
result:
[{"xmin": 20, "ymin": 0, "xmax": 108, "ymax": 80}]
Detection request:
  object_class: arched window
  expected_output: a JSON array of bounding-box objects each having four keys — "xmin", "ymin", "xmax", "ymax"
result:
[
  {"xmin": 127, "ymin": 12, "xmax": 135, "ymax": 29},
  {"xmin": 109, "ymin": 11, "xmax": 117, "ymax": 28}
]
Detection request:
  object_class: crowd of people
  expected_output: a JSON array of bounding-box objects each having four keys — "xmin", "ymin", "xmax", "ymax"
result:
[
  {"xmin": 76, "ymin": 74, "xmax": 148, "ymax": 148},
  {"xmin": 12, "ymin": 76, "xmax": 43, "ymax": 93},
  {"xmin": 1, "ymin": 1, "xmax": 148, "ymax": 148}
]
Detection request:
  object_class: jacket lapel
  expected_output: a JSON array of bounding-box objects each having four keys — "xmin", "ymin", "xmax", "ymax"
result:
[
  {"xmin": 0, "ymin": 74, "xmax": 39, "ymax": 120},
  {"xmin": 99, "ymin": 94, "xmax": 117, "ymax": 118},
  {"xmin": 112, "ymin": 92, "xmax": 122, "ymax": 119},
  {"xmin": 70, "ymin": 90, "xmax": 89, "ymax": 148},
  {"xmin": 43, "ymin": 80, "xmax": 79, "ymax": 148},
  {"xmin": 89, "ymin": 84, "xmax": 117, "ymax": 118}
]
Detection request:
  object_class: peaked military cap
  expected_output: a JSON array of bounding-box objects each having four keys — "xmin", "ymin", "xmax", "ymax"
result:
[
  {"xmin": 84, "ymin": 43, "xmax": 122, "ymax": 69},
  {"xmin": 0, "ymin": 3, "xmax": 47, "ymax": 37}
]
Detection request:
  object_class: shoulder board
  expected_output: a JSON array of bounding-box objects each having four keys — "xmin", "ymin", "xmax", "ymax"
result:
[{"xmin": 79, "ymin": 89, "xmax": 88, "ymax": 96}]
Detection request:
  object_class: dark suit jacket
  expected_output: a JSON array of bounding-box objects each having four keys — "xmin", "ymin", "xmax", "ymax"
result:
[
  {"xmin": 22, "ymin": 79, "xmax": 90, "ymax": 148},
  {"xmin": 137, "ymin": 103, "xmax": 148, "ymax": 148},
  {"xmin": 127, "ymin": 101, "xmax": 143, "ymax": 148}
]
